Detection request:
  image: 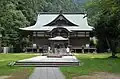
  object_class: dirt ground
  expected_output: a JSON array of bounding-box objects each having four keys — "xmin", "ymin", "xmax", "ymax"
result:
[
  {"xmin": 0, "ymin": 69, "xmax": 30, "ymax": 79},
  {"xmin": 1, "ymin": 71, "xmax": 120, "ymax": 79},
  {"xmin": 0, "ymin": 76, "xmax": 11, "ymax": 79},
  {"xmin": 73, "ymin": 72, "xmax": 120, "ymax": 79}
]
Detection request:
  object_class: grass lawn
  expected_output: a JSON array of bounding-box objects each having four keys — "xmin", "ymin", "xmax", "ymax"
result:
[
  {"xmin": 0, "ymin": 53, "xmax": 38, "ymax": 78},
  {"xmin": 60, "ymin": 53, "xmax": 120, "ymax": 79}
]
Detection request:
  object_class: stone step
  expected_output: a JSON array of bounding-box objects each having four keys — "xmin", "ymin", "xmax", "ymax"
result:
[
  {"xmin": 14, "ymin": 64, "xmax": 79, "ymax": 67},
  {"xmin": 14, "ymin": 62, "xmax": 79, "ymax": 67},
  {"xmin": 15, "ymin": 63, "xmax": 79, "ymax": 66}
]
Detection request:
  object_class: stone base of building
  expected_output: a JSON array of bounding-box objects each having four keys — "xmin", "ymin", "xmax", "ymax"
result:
[{"xmin": 13, "ymin": 56, "xmax": 80, "ymax": 67}]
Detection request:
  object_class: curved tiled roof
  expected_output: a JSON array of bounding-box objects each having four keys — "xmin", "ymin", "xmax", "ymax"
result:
[{"xmin": 20, "ymin": 13, "xmax": 93, "ymax": 31}]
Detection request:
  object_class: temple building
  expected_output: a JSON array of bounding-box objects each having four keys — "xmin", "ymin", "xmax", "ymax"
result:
[{"xmin": 20, "ymin": 11, "xmax": 94, "ymax": 53}]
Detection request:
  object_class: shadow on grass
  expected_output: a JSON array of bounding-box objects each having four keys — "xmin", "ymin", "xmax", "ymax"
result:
[
  {"xmin": 6, "ymin": 68, "xmax": 30, "ymax": 79},
  {"xmin": 60, "ymin": 54, "xmax": 120, "ymax": 79},
  {"xmin": 81, "ymin": 57, "xmax": 120, "ymax": 60},
  {"xmin": 76, "ymin": 55, "xmax": 120, "ymax": 60}
]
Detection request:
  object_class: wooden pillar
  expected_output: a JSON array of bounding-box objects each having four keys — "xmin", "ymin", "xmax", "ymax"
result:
[
  {"xmin": 75, "ymin": 49, "xmax": 76, "ymax": 53},
  {"xmin": 68, "ymin": 32, "xmax": 70, "ymax": 46},
  {"xmin": 32, "ymin": 32, "xmax": 34, "ymax": 53},
  {"xmin": 51, "ymin": 32, "xmax": 52, "ymax": 37},
  {"xmin": 85, "ymin": 32, "xmax": 86, "ymax": 37}
]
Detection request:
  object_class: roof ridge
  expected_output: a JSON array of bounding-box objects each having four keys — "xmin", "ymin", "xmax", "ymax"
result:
[{"xmin": 38, "ymin": 12, "xmax": 85, "ymax": 14}]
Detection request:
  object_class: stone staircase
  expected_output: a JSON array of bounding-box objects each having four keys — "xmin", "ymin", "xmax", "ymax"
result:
[{"xmin": 12, "ymin": 56, "xmax": 80, "ymax": 67}]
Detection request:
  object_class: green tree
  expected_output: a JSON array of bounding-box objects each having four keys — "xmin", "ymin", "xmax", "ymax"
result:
[
  {"xmin": 43, "ymin": 0, "xmax": 84, "ymax": 12},
  {"xmin": 0, "ymin": 0, "xmax": 29, "ymax": 47},
  {"xmin": 86, "ymin": 0, "xmax": 120, "ymax": 57}
]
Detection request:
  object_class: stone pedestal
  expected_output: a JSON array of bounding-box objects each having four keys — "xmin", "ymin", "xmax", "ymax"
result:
[{"xmin": 3, "ymin": 47, "xmax": 9, "ymax": 54}]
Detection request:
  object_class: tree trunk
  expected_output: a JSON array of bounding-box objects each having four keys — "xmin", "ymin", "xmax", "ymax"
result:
[
  {"xmin": 111, "ymin": 52, "xmax": 117, "ymax": 58},
  {"xmin": 105, "ymin": 37, "xmax": 111, "ymax": 52},
  {"xmin": 109, "ymin": 40, "xmax": 118, "ymax": 58}
]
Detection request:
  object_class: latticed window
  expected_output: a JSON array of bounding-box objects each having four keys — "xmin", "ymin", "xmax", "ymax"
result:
[
  {"xmin": 33, "ymin": 32, "xmax": 36, "ymax": 36},
  {"xmin": 85, "ymin": 32, "xmax": 89, "ymax": 37},
  {"xmin": 37, "ymin": 32, "xmax": 44, "ymax": 36},
  {"xmin": 33, "ymin": 32, "xmax": 45, "ymax": 37},
  {"xmin": 77, "ymin": 32, "xmax": 85, "ymax": 37}
]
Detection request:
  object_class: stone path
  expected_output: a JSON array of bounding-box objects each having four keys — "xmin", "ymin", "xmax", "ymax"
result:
[{"xmin": 29, "ymin": 67, "xmax": 65, "ymax": 79}]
